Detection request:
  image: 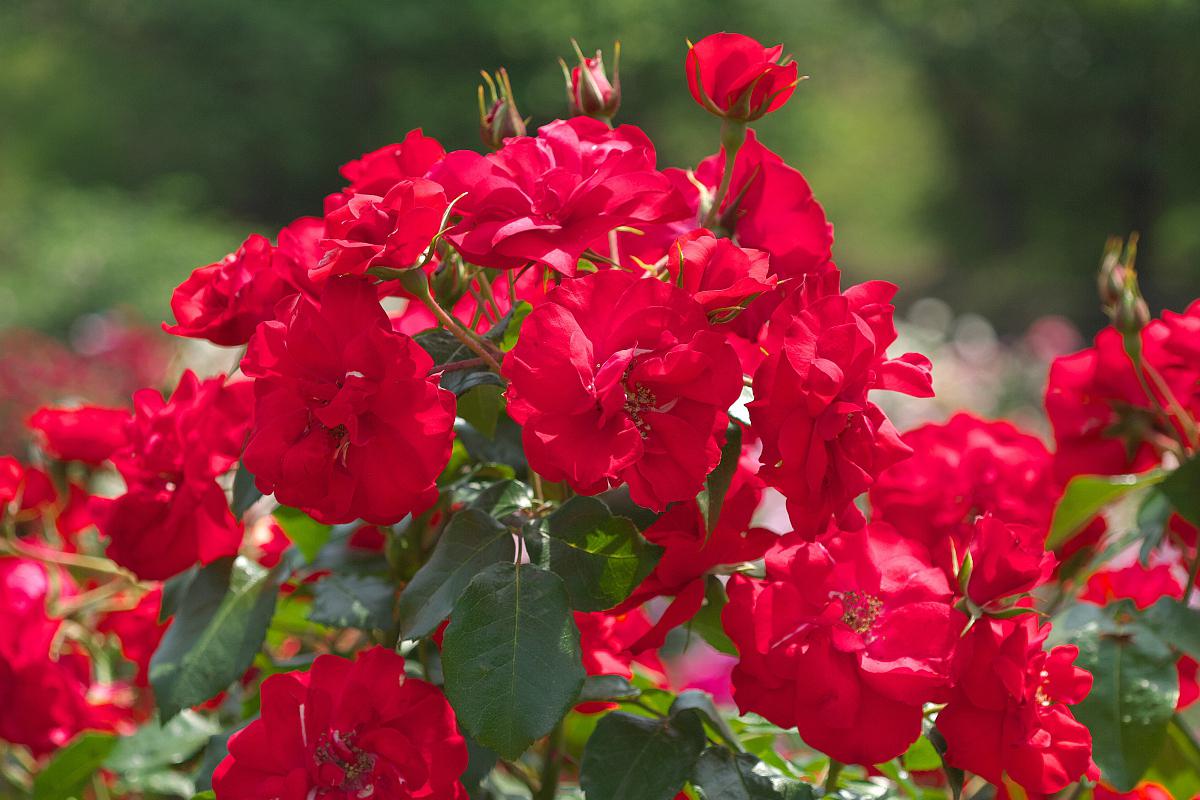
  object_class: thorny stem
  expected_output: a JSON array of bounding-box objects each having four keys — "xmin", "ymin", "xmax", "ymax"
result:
[
  {"xmin": 413, "ymin": 281, "xmax": 503, "ymax": 373},
  {"xmin": 533, "ymin": 722, "xmax": 564, "ymax": 800},
  {"xmin": 0, "ymin": 536, "xmax": 134, "ymax": 579},
  {"xmin": 824, "ymin": 760, "xmax": 845, "ymax": 795}
]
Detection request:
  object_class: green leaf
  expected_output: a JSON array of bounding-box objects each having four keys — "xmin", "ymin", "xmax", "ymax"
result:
[
  {"xmin": 533, "ymin": 495, "xmax": 661, "ymax": 612},
  {"xmin": 1136, "ymin": 489, "xmax": 1173, "ymax": 564},
  {"xmin": 1140, "ymin": 597, "xmax": 1200, "ymax": 661},
  {"xmin": 415, "ymin": 327, "xmax": 472, "ymax": 365},
  {"xmin": 1143, "ymin": 717, "xmax": 1200, "ymax": 800},
  {"xmin": 580, "ymin": 674, "xmax": 642, "ymax": 703},
  {"xmin": 698, "ymin": 422, "xmax": 742, "ymax": 536},
  {"xmin": 498, "ymin": 301, "xmax": 532, "ymax": 351},
  {"xmin": 1060, "ymin": 611, "xmax": 1179, "ymax": 791},
  {"xmin": 192, "ymin": 793, "xmax": 217, "ymax": 800},
  {"xmin": 396, "ymin": 508, "xmax": 515, "ymax": 639},
  {"xmin": 692, "ymin": 747, "xmax": 815, "ymax": 800},
  {"xmin": 230, "ymin": 459, "xmax": 262, "ymax": 518},
  {"xmin": 309, "ymin": 573, "xmax": 396, "ymax": 630},
  {"xmin": 671, "ymin": 690, "xmax": 742, "ymax": 752},
  {"xmin": 191, "ymin": 730, "xmax": 232, "ymax": 793},
  {"xmin": 149, "ymin": 554, "xmax": 295, "ymax": 722},
  {"xmin": 690, "ymin": 575, "xmax": 738, "ymax": 656},
  {"xmin": 579, "ymin": 709, "xmax": 707, "ymax": 800},
  {"xmin": 1046, "ymin": 471, "xmax": 1163, "ymax": 550},
  {"xmin": 468, "ymin": 479, "xmax": 533, "ymax": 521},
  {"xmin": 455, "ymin": 415, "xmax": 528, "ymax": 478},
  {"xmin": 105, "ymin": 710, "xmax": 217, "ymax": 774},
  {"xmin": 441, "ymin": 561, "xmax": 585, "ymax": 759},
  {"xmin": 33, "ymin": 732, "xmax": 117, "ymax": 800},
  {"xmin": 457, "ymin": 383, "xmax": 504, "ymax": 438},
  {"xmin": 902, "ymin": 736, "xmax": 942, "ymax": 773},
  {"xmin": 159, "ymin": 565, "xmax": 198, "ymax": 623},
  {"xmin": 1161, "ymin": 456, "xmax": 1200, "ymax": 526},
  {"xmin": 272, "ymin": 506, "xmax": 332, "ymax": 563}
]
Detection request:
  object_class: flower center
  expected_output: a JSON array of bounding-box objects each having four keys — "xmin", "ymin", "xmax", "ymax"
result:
[
  {"xmin": 623, "ymin": 383, "xmax": 656, "ymax": 439},
  {"xmin": 837, "ymin": 590, "xmax": 883, "ymax": 635},
  {"xmin": 314, "ymin": 729, "xmax": 377, "ymax": 794}
]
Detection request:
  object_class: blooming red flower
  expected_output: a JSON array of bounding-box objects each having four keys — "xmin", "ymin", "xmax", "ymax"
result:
[
  {"xmin": 1046, "ymin": 319, "xmax": 1200, "ymax": 483},
  {"xmin": 686, "ymin": 33, "xmax": 799, "ymax": 121},
  {"xmin": 723, "ymin": 524, "xmax": 963, "ymax": 765},
  {"xmin": 27, "ymin": 405, "xmax": 131, "ymax": 465},
  {"xmin": 870, "ymin": 414, "xmax": 1060, "ymax": 553},
  {"xmin": 314, "ymin": 179, "xmax": 449, "ymax": 281},
  {"xmin": 937, "ymin": 617, "xmax": 1093, "ymax": 795},
  {"xmin": 0, "ymin": 456, "xmax": 57, "ymax": 516},
  {"xmin": 965, "ymin": 514, "xmax": 1056, "ymax": 607},
  {"xmin": 503, "ymin": 270, "xmax": 742, "ymax": 510},
  {"xmin": 91, "ymin": 370, "xmax": 253, "ymax": 580},
  {"xmin": 431, "ymin": 117, "xmax": 689, "ymax": 276},
  {"xmin": 574, "ymin": 607, "xmax": 666, "ymax": 712},
  {"xmin": 615, "ymin": 456, "xmax": 776, "ymax": 651},
  {"xmin": 1094, "ymin": 783, "xmax": 1174, "ymax": 800},
  {"xmin": 166, "ymin": 220, "xmax": 324, "ymax": 347},
  {"xmin": 242, "ymin": 276, "xmax": 456, "ymax": 525},
  {"xmin": 334, "ymin": 129, "xmax": 447, "ymax": 199},
  {"xmin": 99, "ymin": 587, "xmax": 167, "ymax": 687},
  {"xmin": 213, "ymin": 647, "xmax": 468, "ymax": 799},
  {"xmin": 0, "ymin": 558, "xmax": 125, "ymax": 756},
  {"xmin": 749, "ymin": 282, "xmax": 933, "ymax": 535},
  {"xmin": 666, "ymin": 229, "xmax": 776, "ymax": 319},
  {"xmin": 688, "ymin": 131, "xmax": 833, "ymax": 285}
]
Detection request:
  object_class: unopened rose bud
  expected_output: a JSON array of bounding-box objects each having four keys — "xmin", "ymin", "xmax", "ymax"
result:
[
  {"xmin": 1114, "ymin": 291, "xmax": 1151, "ymax": 335},
  {"xmin": 478, "ymin": 68, "xmax": 526, "ymax": 150},
  {"xmin": 562, "ymin": 40, "xmax": 621, "ymax": 120},
  {"xmin": 1097, "ymin": 234, "xmax": 1149, "ymax": 334}
]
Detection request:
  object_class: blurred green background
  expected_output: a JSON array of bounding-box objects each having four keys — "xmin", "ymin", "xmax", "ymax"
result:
[{"xmin": 2, "ymin": 0, "xmax": 1198, "ymax": 338}]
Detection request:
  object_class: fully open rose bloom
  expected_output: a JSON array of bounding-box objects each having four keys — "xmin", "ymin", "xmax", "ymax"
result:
[
  {"xmin": 332, "ymin": 128, "xmax": 447, "ymax": 200},
  {"xmin": 90, "ymin": 371, "xmax": 252, "ymax": 580},
  {"xmin": 0, "ymin": 558, "xmax": 125, "ymax": 756},
  {"xmin": 965, "ymin": 514, "xmax": 1056, "ymax": 607},
  {"xmin": 666, "ymin": 229, "xmax": 777, "ymax": 318},
  {"xmin": 723, "ymin": 524, "xmax": 963, "ymax": 765},
  {"xmin": 938, "ymin": 617, "xmax": 1094, "ymax": 795},
  {"xmin": 749, "ymin": 281, "xmax": 933, "ymax": 535},
  {"xmin": 213, "ymin": 647, "xmax": 468, "ymax": 799},
  {"xmin": 164, "ymin": 222, "xmax": 322, "ymax": 347},
  {"xmin": 431, "ymin": 117, "xmax": 689, "ymax": 276},
  {"xmin": 27, "ymin": 405, "xmax": 131, "ymax": 465},
  {"xmin": 242, "ymin": 276, "xmax": 456, "ymax": 525},
  {"xmin": 503, "ymin": 269, "xmax": 742, "ymax": 510},
  {"xmin": 686, "ymin": 32, "xmax": 799, "ymax": 121}
]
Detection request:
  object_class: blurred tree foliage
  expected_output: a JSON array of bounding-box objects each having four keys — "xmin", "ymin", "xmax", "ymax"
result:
[{"xmin": 1, "ymin": 0, "xmax": 1197, "ymax": 335}]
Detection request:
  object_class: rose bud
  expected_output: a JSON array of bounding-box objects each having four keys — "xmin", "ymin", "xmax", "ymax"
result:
[
  {"xmin": 965, "ymin": 514, "xmax": 1056, "ymax": 607},
  {"xmin": 478, "ymin": 67, "xmax": 526, "ymax": 150},
  {"xmin": 562, "ymin": 40, "xmax": 621, "ymax": 120},
  {"xmin": 686, "ymin": 32, "xmax": 801, "ymax": 122}
]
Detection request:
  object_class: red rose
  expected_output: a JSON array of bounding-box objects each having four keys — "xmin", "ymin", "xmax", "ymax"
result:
[
  {"xmin": 336, "ymin": 129, "xmax": 447, "ymax": 198},
  {"xmin": 1046, "ymin": 319, "xmax": 1199, "ymax": 483},
  {"xmin": 1095, "ymin": 783, "xmax": 1175, "ymax": 800},
  {"xmin": 242, "ymin": 276, "xmax": 456, "ymax": 525},
  {"xmin": 0, "ymin": 558, "xmax": 124, "ymax": 756},
  {"xmin": 314, "ymin": 178, "xmax": 449, "ymax": 281},
  {"xmin": 98, "ymin": 587, "xmax": 167, "ymax": 687},
  {"xmin": 666, "ymin": 229, "xmax": 777, "ymax": 318},
  {"xmin": 938, "ymin": 617, "xmax": 1093, "ymax": 795},
  {"xmin": 0, "ymin": 457, "xmax": 57, "ymax": 515},
  {"xmin": 91, "ymin": 371, "xmax": 253, "ymax": 580},
  {"xmin": 213, "ymin": 647, "xmax": 468, "ymax": 799},
  {"xmin": 503, "ymin": 270, "xmax": 742, "ymax": 510},
  {"xmin": 615, "ymin": 455, "xmax": 776, "ymax": 651},
  {"xmin": 164, "ymin": 232, "xmax": 303, "ymax": 347},
  {"xmin": 965, "ymin": 514, "xmax": 1056, "ymax": 607},
  {"xmin": 686, "ymin": 33, "xmax": 799, "ymax": 121},
  {"xmin": 723, "ymin": 524, "xmax": 963, "ymax": 765},
  {"xmin": 431, "ymin": 117, "xmax": 689, "ymax": 276},
  {"xmin": 27, "ymin": 405, "xmax": 131, "ymax": 465},
  {"xmin": 748, "ymin": 281, "xmax": 933, "ymax": 536},
  {"xmin": 870, "ymin": 413, "xmax": 1060, "ymax": 557}
]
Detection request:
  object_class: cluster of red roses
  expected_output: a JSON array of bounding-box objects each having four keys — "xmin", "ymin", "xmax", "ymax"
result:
[{"xmin": 2, "ymin": 30, "xmax": 1198, "ymax": 800}]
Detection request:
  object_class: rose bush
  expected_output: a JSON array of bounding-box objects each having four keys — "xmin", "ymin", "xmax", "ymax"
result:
[{"xmin": 0, "ymin": 30, "xmax": 1197, "ymax": 800}]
